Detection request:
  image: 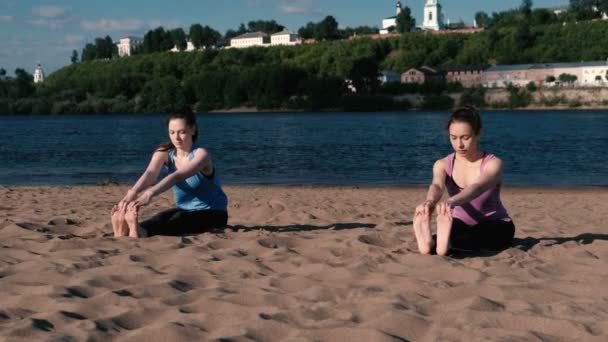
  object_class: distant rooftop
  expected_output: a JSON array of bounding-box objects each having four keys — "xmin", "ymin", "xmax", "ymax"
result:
[
  {"xmin": 271, "ymin": 29, "xmax": 293, "ymax": 36},
  {"xmin": 232, "ymin": 31, "xmax": 268, "ymax": 39},
  {"xmin": 487, "ymin": 61, "xmax": 608, "ymax": 72}
]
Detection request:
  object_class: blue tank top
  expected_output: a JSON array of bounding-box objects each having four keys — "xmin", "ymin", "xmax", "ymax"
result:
[{"xmin": 167, "ymin": 148, "xmax": 228, "ymax": 212}]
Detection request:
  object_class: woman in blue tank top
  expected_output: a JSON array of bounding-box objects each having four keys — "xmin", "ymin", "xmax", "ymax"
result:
[{"xmin": 110, "ymin": 108, "xmax": 228, "ymax": 238}]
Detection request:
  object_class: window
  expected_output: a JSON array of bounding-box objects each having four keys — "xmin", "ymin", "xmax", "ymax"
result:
[{"xmin": 429, "ymin": 12, "xmax": 433, "ymax": 21}]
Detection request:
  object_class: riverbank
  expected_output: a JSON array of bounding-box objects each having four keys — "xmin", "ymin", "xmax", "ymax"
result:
[{"xmin": 1, "ymin": 185, "xmax": 606, "ymax": 341}]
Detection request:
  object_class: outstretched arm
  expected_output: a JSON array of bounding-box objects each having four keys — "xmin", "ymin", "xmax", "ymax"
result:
[
  {"xmin": 121, "ymin": 151, "xmax": 168, "ymax": 203},
  {"xmin": 446, "ymin": 157, "xmax": 503, "ymax": 207},
  {"xmin": 416, "ymin": 159, "xmax": 447, "ymax": 216},
  {"xmin": 134, "ymin": 148, "xmax": 211, "ymax": 206}
]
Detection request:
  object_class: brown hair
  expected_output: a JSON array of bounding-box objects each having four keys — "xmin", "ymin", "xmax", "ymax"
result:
[
  {"xmin": 446, "ymin": 106, "xmax": 482, "ymax": 135},
  {"xmin": 155, "ymin": 107, "xmax": 198, "ymax": 152}
]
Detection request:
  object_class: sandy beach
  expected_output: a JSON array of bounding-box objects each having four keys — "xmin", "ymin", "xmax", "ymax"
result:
[{"xmin": 0, "ymin": 185, "xmax": 607, "ymax": 341}]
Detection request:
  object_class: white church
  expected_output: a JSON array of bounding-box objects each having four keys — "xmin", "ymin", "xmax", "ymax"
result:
[{"xmin": 380, "ymin": 0, "xmax": 444, "ymax": 34}]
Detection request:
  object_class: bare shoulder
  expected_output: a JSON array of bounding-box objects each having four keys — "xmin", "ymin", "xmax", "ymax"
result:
[
  {"xmin": 483, "ymin": 156, "xmax": 503, "ymax": 178},
  {"xmin": 433, "ymin": 158, "xmax": 447, "ymax": 173},
  {"xmin": 151, "ymin": 149, "xmax": 169, "ymax": 162},
  {"xmin": 193, "ymin": 147, "xmax": 210, "ymax": 158}
]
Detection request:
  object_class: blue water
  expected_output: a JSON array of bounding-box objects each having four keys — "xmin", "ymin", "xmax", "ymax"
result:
[{"xmin": 1, "ymin": 111, "xmax": 607, "ymax": 186}]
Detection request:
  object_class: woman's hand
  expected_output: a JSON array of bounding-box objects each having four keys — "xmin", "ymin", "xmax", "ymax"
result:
[
  {"xmin": 134, "ymin": 190, "xmax": 154, "ymax": 207},
  {"xmin": 414, "ymin": 199, "xmax": 436, "ymax": 217},
  {"xmin": 119, "ymin": 189, "xmax": 137, "ymax": 207}
]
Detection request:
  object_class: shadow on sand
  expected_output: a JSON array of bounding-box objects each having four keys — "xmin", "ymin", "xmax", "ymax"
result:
[{"xmin": 451, "ymin": 233, "xmax": 608, "ymax": 258}]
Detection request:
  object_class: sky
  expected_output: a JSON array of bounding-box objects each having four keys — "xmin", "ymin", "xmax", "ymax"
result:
[{"xmin": 0, "ymin": 0, "xmax": 569, "ymax": 75}]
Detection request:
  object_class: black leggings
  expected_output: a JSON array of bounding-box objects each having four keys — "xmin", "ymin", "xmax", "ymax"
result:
[
  {"xmin": 140, "ymin": 208, "xmax": 228, "ymax": 236},
  {"xmin": 450, "ymin": 218, "xmax": 515, "ymax": 252}
]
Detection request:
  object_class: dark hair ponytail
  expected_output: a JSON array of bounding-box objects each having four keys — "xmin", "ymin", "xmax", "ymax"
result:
[
  {"xmin": 155, "ymin": 106, "xmax": 198, "ymax": 152},
  {"xmin": 446, "ymin": 105, "xmax": 482, "ymax": 135}
]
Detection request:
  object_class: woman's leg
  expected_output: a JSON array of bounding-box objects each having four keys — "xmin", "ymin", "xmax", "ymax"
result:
[
  {"xmin": 449, "ymin": 220, "xmax": 516, "ymax": 253},
  {"xmin": 413, "ymin": 208, "xmax": 434, "ymax": 255},
  {"xmin": 135, "ymin": 207, "xmax": 183, "ymax": 237},
  {"xmin": 149, "ymin": 209, "xmax": 228, "ymax": 236}
]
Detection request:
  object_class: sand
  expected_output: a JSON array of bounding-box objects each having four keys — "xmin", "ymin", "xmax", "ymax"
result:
[{"xmin": 0, "ymin": 185, "xmax": 607, "ymax": 341}]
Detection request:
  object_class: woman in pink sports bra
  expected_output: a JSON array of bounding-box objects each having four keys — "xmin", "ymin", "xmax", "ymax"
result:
[{"xmin": 412, "ymin": 106, "xmax": 515, "ymax": 256}]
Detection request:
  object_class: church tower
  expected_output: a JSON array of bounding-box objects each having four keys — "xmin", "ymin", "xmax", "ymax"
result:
[
  {"xmin": 396, "ymin": 1, "xmax": 402, "ymax": 15},
  {"xmin": 423, "ymin": 0, "xmax": 443, "ymax": 31},
  {"xmin": 33, "ymin": 63, "xmax": 44, "ymax": 83}
]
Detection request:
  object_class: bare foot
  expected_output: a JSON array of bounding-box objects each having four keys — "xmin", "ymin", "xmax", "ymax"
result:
[
  {"xmin": 118, "ymin": 206, "xmax": 130, "ymax": 237},
  {"xmin": 413, "ymin": 211, "xmax": 434, "ymax": 255},
  {"xmin": 124, "ymin": 204, "xmax": 146, "ymax": 238},
  {"xmin": 436, "ymin": 203, "xmax": 453, "ymax": 256},
  {"xmin": 111, "ymin": 205, "xmax": 121, "ymax": 237}
]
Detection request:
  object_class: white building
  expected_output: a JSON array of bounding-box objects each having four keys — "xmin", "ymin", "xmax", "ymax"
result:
[
  {"xmin": 270, "ymin": 29, "xmax": 299, "ymax": 46},
  {"xmin": 422, "ymin": 0, "xmax": 444, "ymax": 31},
  {"xmin": 117, "ymin": 37, "xmax": 143, "ymax": 57},
  {"xmin": 230, "ymin": 31, "xmax": 268, "ymax": 49},
  {"xmin": 170, "ymin": 41, "xmax": 196, "ymax": 52},
  {"xmin": 380, "ymin": 2, "xmax": 403, "ymax": 34},
  {"xmin": 33, "ymin": 63, "xmax": 44, "ymax": 83}
]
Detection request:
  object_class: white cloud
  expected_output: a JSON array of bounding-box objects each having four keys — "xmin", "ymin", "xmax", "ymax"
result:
[
  {"xmin": 0, "ymin": 13, "xmax": 12, "ymax": 22},
  {"xmin": 279, "ymin": 0, "xmax": 321, "ymax": 15},
  {"xmin": 80, "ymin": 18, "xmax": 145, "ymax": 32},
  {"xmin": 29, "ymin": 18, "xmax": 70, "ymax": 29},
  {"xmin": 80, "ymin": 18, "xmax": 183, "ymax": 32},
  {"xmin": 32, "ymin": 6, "xmax": 66, "ymax": 18}
]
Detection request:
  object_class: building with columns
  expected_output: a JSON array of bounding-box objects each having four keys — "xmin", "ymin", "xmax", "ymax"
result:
[
  {"xmin": 422, "ymin": 0, "xmax": 444, "ymax": 31},
  {"xmin": 33, "ymin": 63, "xmax": 44, "ymax": 83},
  {"xmin": 117, "ymin": 37, "xmax": 143, "ymax": 57}
]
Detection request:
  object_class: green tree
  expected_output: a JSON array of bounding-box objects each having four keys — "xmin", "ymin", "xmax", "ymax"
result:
[
  {"xmin": 520, "ymin": 0, "xmax": 533, "ymax": 18},
  {"xmin": 0, "ymin": 68, "xmax": 6, "ymax": 77},
  {"xmin": 396, "ymin": 6, "xmax": 416, "ymax": 33},
  {"xmin": 247, "ymin": 20, "xmax": 284, "ymax": 35},
  {"xmin": 201, "ymin": 25, "xmax": 221, "ymax": 49},
  {"xmin": 81, "ymin": 43, "xmax": 96, "ymax": 61},
  {"xmin": 298, "ymin": 22, "xmax": 316, "ymax": 39},
  {"xmin": 11, "ymin": 68, "xmax": 35, "ymax": 98},
  {"xmin": 189, "ymin": 24, "xmax": 204, "ymax": 49},
  {"xmin": 569, "ymin": 0, "xmax": 601, "ymax": 20},
  {"xmin": 315, "ymin": 16, "xmax": 340, "ymax": 41},
  {"xmin": 558, "ymin": 73, "xmax": 578, "ymax": 85},
  {"xmin": 71, "ymin": 49, "xmax": 79, "ymax": 64},
  {"xmin": 474, "ymin": 11, "xmax": 491, "ymax": 28},
  {"xmin": 169, "ymin": 28, "xmax": 187, "ymax": 51}
]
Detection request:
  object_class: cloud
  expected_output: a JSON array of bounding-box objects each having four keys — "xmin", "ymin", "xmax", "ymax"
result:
[
  {"xmin": 0, "ymin": 13, "xmax": 12, "ymax": 22},
  {"xmin": 32, "ymin": 6, "xmax": 66, "ymax": 18},
  {"xmin": 279, "ymin": 0, "xmax": 322, "ymax": 15},
  {"xmin": 80, "ymin": 18, "xmax": 183, "ymax": 32},
  {"xmin": 29, "ymin": 18, "xmax": 70, "ymax": 29},
  {"xmin": 80, "ymin": 18, "xmax": 146, "ymax": 32}
]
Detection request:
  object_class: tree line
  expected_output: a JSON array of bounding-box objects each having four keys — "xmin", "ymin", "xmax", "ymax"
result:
[{"xmin": 4, "ymin": 0, "xmax": 608, "ymax": 114}]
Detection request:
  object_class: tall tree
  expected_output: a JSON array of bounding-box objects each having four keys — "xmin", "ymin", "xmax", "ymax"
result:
[
  {"xmin": 201, "ymin": 25, "xmax": 221, "ymax": 49},
  {"xmin": 81, "ymin": 43, "xmax": 96, "ymax": 61},
  {"xmin": 169, "ymin": 28, "xmax": 187, "ymax": 51},
  {"xmin": 247, "ymin": 20, "xmax": 284, "ymax": 34},
  {"xmin": 474, "ymin": 11, "xmax": 491, "ymax": 28},
  {"xmin": 520, "ymin": 0, "xmax": 533, "ymax": 18},
  {"xmin": 396, "ymin": 6, "xmax": 416, "ymax": 33},
  {"xmin": 315, "ymin": 16, "xmax": 339, "ymax": 40},
  {"xmin": 71, "ymin": 49, "xmax": 79, "ymax": 64},
  {"xmin": 0, "ymin": 68, "xmax": 6, "ymax": 77},
  {"xmin": 298, "ymin": 22, "xmax": 316, "ymax": 39},
  {"xmin": 189, "ymin": 24, "xmax": 204, "ymax": 49}
]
